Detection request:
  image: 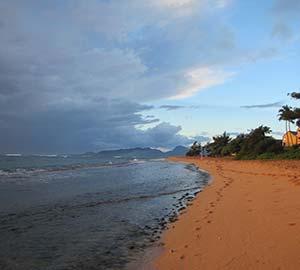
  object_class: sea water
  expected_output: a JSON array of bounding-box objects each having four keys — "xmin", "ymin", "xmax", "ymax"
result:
[{"xmin": 0, "ymin": 155, "xmax": 209, "ymax": 270}]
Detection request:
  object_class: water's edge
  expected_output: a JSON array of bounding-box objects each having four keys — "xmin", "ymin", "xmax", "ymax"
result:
[{"xmin": 126, "ymin": 160, "xmax": 212, "ymax": 270}]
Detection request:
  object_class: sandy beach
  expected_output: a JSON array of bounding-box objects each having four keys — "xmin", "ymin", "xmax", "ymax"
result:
[{"xmin": 152, "ymin": 157, "xmax": 300, "ymax": 270}]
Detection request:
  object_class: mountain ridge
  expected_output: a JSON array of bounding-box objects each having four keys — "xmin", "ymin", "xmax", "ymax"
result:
[{"xmin": 82, "ymin": 146, "xmax": 189, "ymax": 159}]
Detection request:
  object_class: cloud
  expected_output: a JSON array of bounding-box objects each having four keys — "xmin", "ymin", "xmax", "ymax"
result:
[
  {"xmin": 272, "ymin": 22, "xmax": 293, "ymax": 40},
  {"xmin": 0, "ymin": 97, "xmax": 210, "ymax": 153},
  {"xmin": 228, "ymin": 132, "xmax": 242, "ymax": 136},
  {"xmin": 159, "ymin": 105, "xmax": 185, "ymax": 110},
  {"xmin": 272, "ymin": 0, "xmax": 300, "ymax": 14},
  {"xmin": 150, "ymin": 0, "xmax": 195, "ymax": 7},
  {"xmin": 72, "ymin": 0, "xmax": 230, "ymax": 41},
  {"xmin": 249, "ymin": 48, "xmax": 279, "ymax": 63},
  {"xmin": 271, "ymin": 0, "xmax": 300, "ymax": 41},
  {"xmin": 170, "ymin": 67, "xmax": 232, "ymax": 99},
  {"xmin": 0, "ymin": 0, "xmax": 281, "ymax": 153},
  {"xmin": 135, "ymin": 122, "xmax": 210, "ymax": 148},
  {"xmin": 240, "ymin": 101, "xmax": 283, "ymax": 109},
  {"xmin": 0, "ymin": 0, "xmax": 236, "ymax": 106}
]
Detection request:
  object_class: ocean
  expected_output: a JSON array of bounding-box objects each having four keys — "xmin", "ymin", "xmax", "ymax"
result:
[{"xmin": 0, "ymin": 155, "xmax": 209, "ymax": 270}]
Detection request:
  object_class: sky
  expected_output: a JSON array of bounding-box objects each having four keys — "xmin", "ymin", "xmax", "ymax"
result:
[{"xmin": 0, "ymin": 0, "xmax": 299, "ymax": 154}]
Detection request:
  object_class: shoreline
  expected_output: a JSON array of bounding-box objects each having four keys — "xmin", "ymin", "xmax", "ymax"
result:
[
  {"xmin": 128, "ymin": 159, "xmax": 211, "ymax": 270},
  {"xmin": 149, "ymin": 157, "xmax": 300, "ymax": 270}
]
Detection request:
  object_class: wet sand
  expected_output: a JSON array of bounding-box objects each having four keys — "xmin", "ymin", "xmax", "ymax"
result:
[{"xmin": 153, "ymin": 157, "xmax": 300, "ymax": 270}]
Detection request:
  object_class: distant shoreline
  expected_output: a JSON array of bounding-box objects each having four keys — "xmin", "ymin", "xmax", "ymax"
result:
[{"xmin": 151, "ymin": 157, "xmax": 300, "ymax": 270}]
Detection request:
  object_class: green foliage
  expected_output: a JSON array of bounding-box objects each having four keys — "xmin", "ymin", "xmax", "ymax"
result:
[
  {"xmin": 277, "ymin": 148, "xmax": 300, "ymax": 159},
  {"xmin": 289, "ymin": 92, "xmax": 300, "ymax": 99},
  {"xmin": 206, "ymin": 126, "xmax": 284, "ymax": 160},
  {"xmin": 200, "ymin": 92, "xmax": 300, "ymax": 160},
  {"xmin": 278, "ymin": 105, "xmax": 295, "ymax": 124},
  {"xmin": 236, "ymin": 126, "xmax": 282, "ymax": 159},
  {"xmin": 257, "ymin": 148, "xmax": 300, "ymax": 160},
  {"xmin": 221, "ymin": 134, "xmax": 246, "ymax": 156},
  {"xmin": 281, "ymin": 92, "xmax": 300, "ymax": 128},
  {"xmin": 186, "ymin": 141, "xmax": 202, "ymax": 156},
  {"xmin": 256, "ymin": 152, "xmax": 277, "ymax": 160},
  {"xmin": 206, "ymin": 132, "xmax": 231, "ymax": 157},
  {"xmin": 294, "ymin": 108, "xmax": 300, "ymax": 119}
]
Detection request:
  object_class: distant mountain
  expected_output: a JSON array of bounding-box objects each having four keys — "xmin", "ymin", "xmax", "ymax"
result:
[
  {"xmin": 96, "ymin": 147, "xmax": 164, "ymax": 159},
  {"xmin": 165, "ymin": 145, "xmax": 189, "ymax": 157},
  {"xmin": 81, "ymin": 146, "xmax": 188, "ymax": 159}
]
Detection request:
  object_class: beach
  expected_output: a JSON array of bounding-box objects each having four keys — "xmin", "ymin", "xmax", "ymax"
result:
[{"xmin": 153, "ymin": 157, "xmax": 300, "ymax": 270}]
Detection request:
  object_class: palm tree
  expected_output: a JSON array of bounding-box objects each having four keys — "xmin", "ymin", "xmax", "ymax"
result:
[
  {"xmin": 208, "ymin": 132, "xmax": 231, "ymax": 156},
  {"xmin": 278, "ymin": 105, "xmax": 295, "ymax": 146}
]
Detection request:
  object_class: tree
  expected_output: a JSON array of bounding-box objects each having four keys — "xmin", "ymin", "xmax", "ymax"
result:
[
  {"xmin": 236, "ymin": 126, "xmax": 282, "ymax": 159},
  {"xmin": 278, "ymin": 105, "xmax": 295, "ymax": 131},
  {"xmin": 281, "ymin": 91, "xmax": 300, "ymax": 146},
  {"xmin": 221, "ymin": 134, "xmax": 246, "ymax": 156},
  {"xmin": 288, "ymin": 92, "xmax": 300, "ymax": 100},
  {"xmin": 186, "ymin": 141, "xmax": 202, "ymax": 156},
  {"xmin": 206, "ymin": 132, "xmax": 231, "ymax": 157},
  {"xmin": 278, "ymin": 105, "xmax": 295, "ymax": 146},
  {"xmin": 289, "ymin": 92, "xmax": 300, "ymax": 125}
]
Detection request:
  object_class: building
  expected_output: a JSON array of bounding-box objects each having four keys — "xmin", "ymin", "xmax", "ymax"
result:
[{"xmin": 282, "ymin": 128, "xmax": 300, "ymax": 147}]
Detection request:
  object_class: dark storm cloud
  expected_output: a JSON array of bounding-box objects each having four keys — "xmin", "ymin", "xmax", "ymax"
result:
[
  {"xmin": 0, "ymin": 1, "xmax": 276, "ymax": 153},
  {"xmin": 0, "ymin": 0, "xmax": 235, "ymax": 106},
  {"xmin": 0, "ymin": 98, "xmax": 209, "ymax": 154},
  {"xmin": 0, "ymin": 99, "xmax": 156, "ymax": 154},
  {"xmin": 0, "ymin": 0, "xmax": 234, "ymax": 153}
]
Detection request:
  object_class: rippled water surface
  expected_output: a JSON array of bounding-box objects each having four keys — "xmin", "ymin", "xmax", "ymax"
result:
[{"xmin": 0, "ymin": 156, "xmax": 209, "ymax": 270}]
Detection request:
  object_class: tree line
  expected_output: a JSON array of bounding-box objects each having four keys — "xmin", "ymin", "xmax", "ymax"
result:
[{"xmin": 186, "ymin": 91, "xmax": 300, "ymax": 159}]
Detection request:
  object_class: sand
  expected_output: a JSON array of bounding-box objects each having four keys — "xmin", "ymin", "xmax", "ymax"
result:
[{"xmin": 151, "ymin": 157, "xmax": 300, "ymax": 270}]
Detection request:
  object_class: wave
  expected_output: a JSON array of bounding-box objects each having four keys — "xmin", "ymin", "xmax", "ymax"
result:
[
  {"xmin": 4, "ymin": 154, "xmax": 22, "ymax": 157},
  {"xmin": 0, "ymin": 160, "xmax": 144, "ymax": 178}
]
